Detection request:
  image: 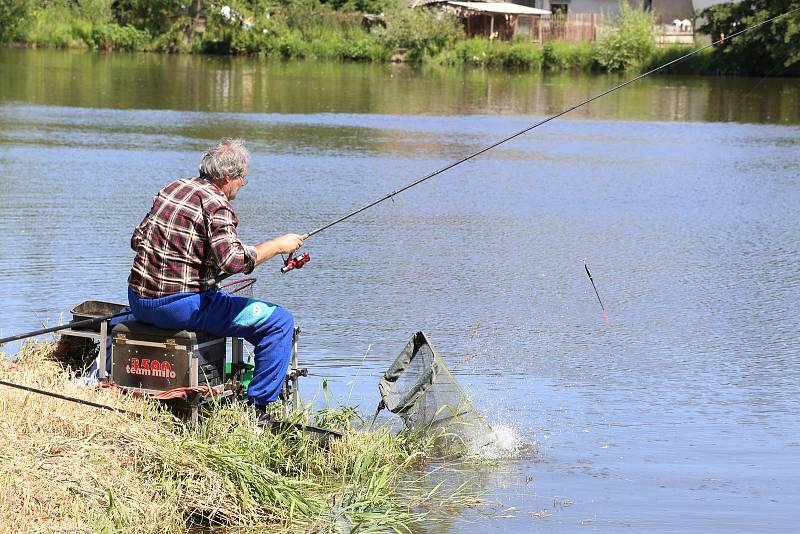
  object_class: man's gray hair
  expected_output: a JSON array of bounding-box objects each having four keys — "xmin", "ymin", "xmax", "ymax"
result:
[{"xmin": 199, "ymin": 138, "xmax": 250, "ymax": 182}]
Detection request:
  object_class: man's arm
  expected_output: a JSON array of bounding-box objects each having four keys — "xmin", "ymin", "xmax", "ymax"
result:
[
  {"xmin": 131, "ymin": 196, "xmax": 158, "ymax": 251},
  {"xmin": 253, "ymin": 234, "xmax": 306, "ymax": 268},
  {"xmin": 208, "ymin": 207, "xmax": 259, "ymax": 274},
  {"xmin": 208, "ymin": 206, "xmax": 305, "ymax": 274}
]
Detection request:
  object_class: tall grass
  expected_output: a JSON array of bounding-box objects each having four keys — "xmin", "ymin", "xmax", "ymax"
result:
[
  {"xmin": 0, "ymin": 341, "xmax": 473, "ymax": 532},
  {"xmin": 434, "ymin": 38, "xmax": 543, "ymax": 70},
  {"xmin": 432, "ymin": 38, "xmax": 603, "ymax": 71},
  {"xmin": 11, "ymin": 1, "xmax": 150, "ymax": 50}
]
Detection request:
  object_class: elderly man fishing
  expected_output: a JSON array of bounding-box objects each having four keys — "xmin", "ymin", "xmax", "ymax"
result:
[{"xmin": 126, "ymin": 138, "xmax": 305, "ymax": 421}]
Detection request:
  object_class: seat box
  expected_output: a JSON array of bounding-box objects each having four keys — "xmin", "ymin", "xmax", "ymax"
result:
[{"xmin": 111, "ymin": 320, "xmax": 226, "ymax": 392}]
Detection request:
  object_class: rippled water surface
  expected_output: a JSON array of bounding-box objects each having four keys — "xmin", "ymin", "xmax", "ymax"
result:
[{"xmin": 1, "ymin": 49, "xmax": 799, "ymax": 532}]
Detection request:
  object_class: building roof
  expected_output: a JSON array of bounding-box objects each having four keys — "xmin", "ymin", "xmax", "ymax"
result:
[{"xmin": 446, "ymin": 1, "xmax": 551, "ymax": 15}]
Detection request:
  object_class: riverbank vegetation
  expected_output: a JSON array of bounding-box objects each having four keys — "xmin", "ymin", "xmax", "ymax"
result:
[
  {"xmin": 0, "ymin": 0, "xmax": 797, "ymax": 75},
  {"xmin": 0, "ymin": 341, "xmax": 475, "ymax": 532}
]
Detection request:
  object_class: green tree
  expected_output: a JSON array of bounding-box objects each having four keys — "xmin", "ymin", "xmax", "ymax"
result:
[
  {"xmin": 317, "ymin": 0, "xmax": 398, "ymax": 14},
  {"xmin": 0, "ymin": 0, "xmax": 34, "ymax": 42},
  {"xmin": 111, "ymin": 0, "xmax": 184, "ymax": 34},
  {"xmin": 699, "ymin": 0, "xmax": 800, "ymax": 75}
]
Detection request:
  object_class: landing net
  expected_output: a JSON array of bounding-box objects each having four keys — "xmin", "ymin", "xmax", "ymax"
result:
[{"xmin": 378, "ymin": 331, "xmax": 492, "ymax": 450}]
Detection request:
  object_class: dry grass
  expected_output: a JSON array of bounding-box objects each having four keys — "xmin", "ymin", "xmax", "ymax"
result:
[
  {"xmin": 0, "ymin": 341, "xmax": 166, "ymax": 532},
  {"xmin": 0, "ymin": 341, "xmax": 471, "ymax": 533}
]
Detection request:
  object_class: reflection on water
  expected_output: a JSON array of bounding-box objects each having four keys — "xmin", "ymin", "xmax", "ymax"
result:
[
  {"xmin": 1, "ymin": 48, "xmax": 799, "ymax": 123},
  {"xmin": 1, "ymin": 48, "xmax": 799, "ymax": 533}
]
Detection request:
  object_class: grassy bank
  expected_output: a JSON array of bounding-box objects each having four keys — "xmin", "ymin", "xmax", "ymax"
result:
[
  {"xmin": 0, "ymin": 341, "xmax": 474, "ymax": 532},
  {"xmin": 2, "ymin": 0, "xmax": 725, "ymax": 74}
]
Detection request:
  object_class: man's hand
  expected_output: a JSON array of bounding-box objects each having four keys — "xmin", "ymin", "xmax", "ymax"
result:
[
  {"xmin": 254, "ymin": 233, "xmax": 307, "ymax": 266},
  {"xmin": 274, "ymin": 233, "xmax": 305, "ymax": 255}
]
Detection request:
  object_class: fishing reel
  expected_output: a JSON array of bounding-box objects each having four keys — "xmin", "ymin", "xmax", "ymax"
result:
[{"xmin": 281, "ymin": 251, "xmax": 310, "ymax": 274}]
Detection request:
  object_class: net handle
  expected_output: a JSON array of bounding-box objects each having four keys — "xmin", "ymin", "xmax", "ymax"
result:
[{"xmin": 219, "ymin": 277, "xmax": 257, "ymax": 295}]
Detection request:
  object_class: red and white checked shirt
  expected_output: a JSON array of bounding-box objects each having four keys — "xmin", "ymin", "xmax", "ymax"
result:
[{"xmin": 128, "ymin": 177, "xmax": 257, "ymax": 298}]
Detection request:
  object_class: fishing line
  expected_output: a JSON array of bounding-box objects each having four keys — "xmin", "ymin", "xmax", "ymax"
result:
[
  {"xmin": 4, "ymin": 8, "xmax": 795, "ymax": 407},
  {"xmin": 303, "ymin": 6, "xmax": 800, "ymax": 239}
]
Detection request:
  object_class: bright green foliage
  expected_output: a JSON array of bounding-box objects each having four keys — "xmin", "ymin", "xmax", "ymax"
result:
[
  {"xmin": 1, "ymin": 1, "xmax": 85, "ymax": 46},
  {"xmin": 6, "ymin": 0, "xmax": 795, "ymax": 75},
  {"xmin": 543, "ymin": 39, "xmax": 595, "ymax": 70},
  {"xmin": 89, "ymin": 23, "xmax": 150, "ymax": 50},
  {"xmin": 594, "ymin": 1, "xmax": 657, "ymax": 71},
  {"xmin": 4, "ymin": 0, "xmax": 154, "ymax": 49},
  {"xmin": 0, "ymin": 0, "xmax": 34, "ymax": 42},
  {"xmin": 111, "ymin": 0, "xmax": 184, "ymax": 35},
  {"xmin": 373, "ymin": 7, "xmax": 464, "ymax": 61},
  {"xmin": 320, "ymin": 0, "xmax": 399, "ymax": 14},
  {"xmin": 699, "ymin": 0, "xmax": 800, "ymax": 75},
  {"xmin": 492, "ymin": 41, "xmax": 544, "ymax": 69},
  {"xmin": 205, "ymin": 2, "xmax": 388, "ymax": 60},
  {"xmin": 24, "ymin": 4, "xmax": 97, "ymax": 47},
  {"xmin": 434, "ymin": 37, "xmax": 491, "ymax": 67},
  {"xmin": 640, "ymin": 45, "xmax": 715, "ymax": 74},
  {"xmin": 435, "ymin": 38, "xmax": 553, "ymax": 70}
]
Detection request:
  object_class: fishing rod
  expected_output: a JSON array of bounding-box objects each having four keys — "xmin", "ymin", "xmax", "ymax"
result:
[
  {"xmin": 282, "ymin": 7, "xmax": 800, "ymax": 257},
  {"xmin": 0, "ymin": 311, "xmax": 131, "ymax": 346},
  {"xmin": 0, "ymin": 378, "xmax": 141, "ymax": 417},
  {"xmin": 5, "ymin": 11, "xmax": 796, "ymax": 337}
]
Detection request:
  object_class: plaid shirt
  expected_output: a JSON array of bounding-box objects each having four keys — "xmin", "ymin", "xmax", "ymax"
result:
[{"xmin": 128, "ymin": 177, "xmax": 257, "ymax": 298}]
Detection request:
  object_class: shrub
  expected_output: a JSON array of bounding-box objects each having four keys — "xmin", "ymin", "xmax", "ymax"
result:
[
  {"xmin": 438, "ymin": 37, "xmax": 491, "ymax": 66},
  {"xmin": 375, "ymin": 7, "xmax": 463, "ymax": 61},
  {"xmin": 491, "ymin": 41, "xmax": 543, "ymax": 69},
  {"xmin": 151, "ymin": 16, "xmax": 196, "ymax": 53},
  {"xmin": 89, "ymin": 23, "xmax": 150, "ymax": 50},
  {"xmin": 111, "ymin": 0, "xmax": 183, "ymax": 35},
  {"xmin": 543, "ymin": 39, "xmax": 595, "ymax": 70},
  {"xmin": 277, "ymin": 30, "xmax": 309, "ymax": 58},
  {"xmin": 594, "ymin": 1, "xmax": 656, "ymax": 71},
  {"xmin": 0, "ymin": 0, "xmax": 35, "ymax": 42},
  {"xmin": 641, "ymin": 45, "xmax": 716, "ymax": 74},
  {"xmin": 339, "ymin": 33, "xmax": 387, "ymax": 61},
  {"xmin": 434, "ymin": 38, "xmax": 546, "ymax": 70},
  {"xmin": 24, "ymin": 7, "xmax": 84, "ymax": 48}
]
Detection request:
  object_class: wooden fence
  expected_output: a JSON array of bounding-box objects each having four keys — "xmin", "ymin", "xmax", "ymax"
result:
[{"xmin": 516, "ymin": 13, "xmax": 605, "ymax": 43}]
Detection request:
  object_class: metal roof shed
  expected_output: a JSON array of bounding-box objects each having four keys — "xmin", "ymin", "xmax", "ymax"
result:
[{"xmin": 442, "ymin": 1, "xmax": 551, "ymax": 41}]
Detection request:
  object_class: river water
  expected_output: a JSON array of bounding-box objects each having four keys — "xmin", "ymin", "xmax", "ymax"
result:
[{"xmin": 1, "ymin": 49, "xmax": 799, "ymax": 532}]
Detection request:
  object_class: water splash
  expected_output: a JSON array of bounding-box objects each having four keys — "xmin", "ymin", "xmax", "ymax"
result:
[{"xmin": 469, "ymin": 423, "xmax": 526, "ymax": 460}]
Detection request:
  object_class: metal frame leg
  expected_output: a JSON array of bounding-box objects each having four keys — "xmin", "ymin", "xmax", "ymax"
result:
[
  {"xmin": 98, "ymin": 320, "xmax": 108, "ymax": 380},
  {"xmin": 291, "ymin": 327, "xmax": 300, "ymax": 410}
]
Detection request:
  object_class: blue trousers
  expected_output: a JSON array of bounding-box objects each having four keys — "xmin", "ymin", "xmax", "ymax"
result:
[{"xmin": 127, "ymin": 287, "xmax": 294, "ymax": 406}]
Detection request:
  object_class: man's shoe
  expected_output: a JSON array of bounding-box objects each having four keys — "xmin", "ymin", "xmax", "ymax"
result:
[{"xmin": 254, "ymin": 405, "xmax": 275, "ymax": 428}]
